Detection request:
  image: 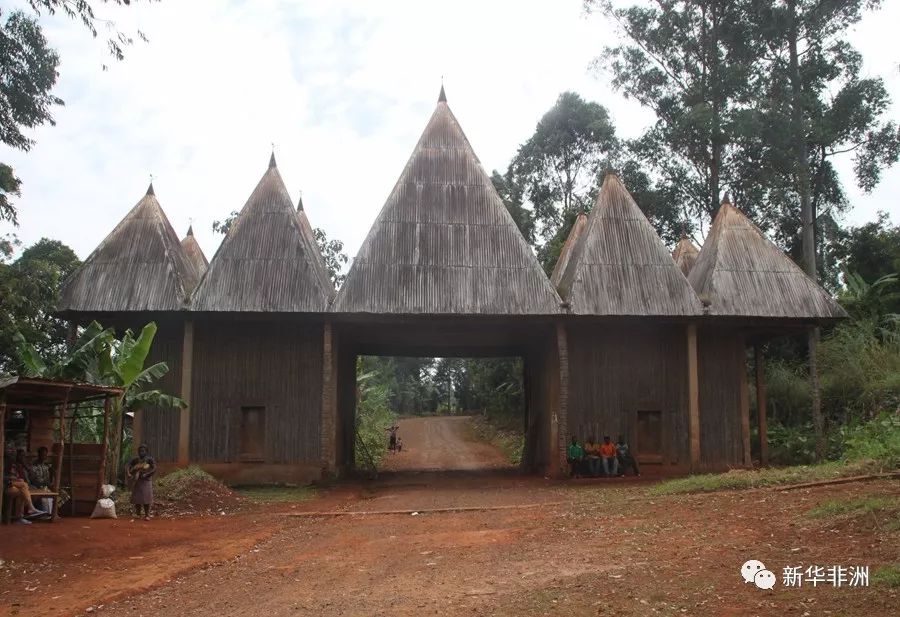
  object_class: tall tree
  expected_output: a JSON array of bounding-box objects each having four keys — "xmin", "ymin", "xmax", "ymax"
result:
[
  {"xmin": 0, "ymin": 237, "xmax": 80, "ymax": 373},
  {"xmin": 1, "ymin": 1, "xmax": 150, "ymax": 224},
  {"xmin": 510, "ymin": 91, "xmax": 618, "ymax": 242}
]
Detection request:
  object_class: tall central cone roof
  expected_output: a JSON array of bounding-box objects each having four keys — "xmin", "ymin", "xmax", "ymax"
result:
[
  {"xmin": 59, "ymin": 184, "xmax": 199, "ymax": 313},
  {"xmin": 192, "ymin": 156, "xmax": 334, "ymax": 312},
  {"xmin": 557, "ymin": 173, "xmax": 702, "ymax": 316},
  {"xmin": 334, "ymin": 89, "xmax": 561, "ymax": 315}
]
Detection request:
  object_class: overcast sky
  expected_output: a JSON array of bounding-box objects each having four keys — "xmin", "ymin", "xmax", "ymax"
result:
[{"xmin": 1, "ymin": 0, "xmax": 898, "ymax": 266}]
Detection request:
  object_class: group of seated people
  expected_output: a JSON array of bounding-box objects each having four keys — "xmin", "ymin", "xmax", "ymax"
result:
[
  {"xmin": 3, "ymin": 446, "xmax": 54, "ymax": 524},
  {"xmin": 566, "ymin": 435, "xmax": 640, "ymax": 478}
]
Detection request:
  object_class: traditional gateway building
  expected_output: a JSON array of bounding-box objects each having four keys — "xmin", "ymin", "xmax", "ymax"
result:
[{"xmin": 58, "ymin": 88, "xmax": 845, "ymax": 483}]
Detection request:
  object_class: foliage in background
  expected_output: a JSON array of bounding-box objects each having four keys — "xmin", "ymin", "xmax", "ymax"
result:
[
  {"xmin": 354, "ymin": 356, "xmax": 398, "ymax": 470},
  {"xmin": 1, "ymin": 1, "xmax": 149, "ymax": 224},
  {"xmin": 0, "ymin": 238, "xmax": 80, "ymax": 374}
]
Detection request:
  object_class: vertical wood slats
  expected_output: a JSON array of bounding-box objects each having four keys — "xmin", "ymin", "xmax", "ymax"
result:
[
  {"xmin": 190, "ymin": 321, "xmax": 323, "ymax": 464},
  {"xmin": 697, "ymin": 328, "xmax": 745, "ymax": 467}
]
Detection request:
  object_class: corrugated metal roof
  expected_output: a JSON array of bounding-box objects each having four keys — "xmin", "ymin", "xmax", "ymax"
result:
[
  {"xmin": 550, "ymin": 212, "xmax": 588, "ymax": 294},
  {"xmin": 191, "ymin": 156, "xmax": 335, "ymax": 312},
  {"xmin": 563, "ymin": 173, "xmax": 703, "ymax": 316},
  {"xmin": 59, "ymin": 184, "xmax": 199, "ymax": 312},
  {"xmin": 181, "ymin": 225, "xmax": 208, "ymax": 282},
  {"xmin": 672, "ymin": 236, "xmax": 700, "ymax": 277},
  {"xmin": 333, "ymin": 90, "xmax": 562, "ymax": 315},
  {"xmin": 689, "ymin": 200, "xmax": 847, "ymax": 319}
]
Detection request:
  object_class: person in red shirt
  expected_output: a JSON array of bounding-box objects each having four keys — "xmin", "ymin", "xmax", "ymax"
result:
[{"xmin": 599, "ymin": 436, "xmax": 619, "ymax": 476}]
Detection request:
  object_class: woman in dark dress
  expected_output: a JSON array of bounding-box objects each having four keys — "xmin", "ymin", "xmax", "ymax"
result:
[{"xmin": 128, "ymin": 444, "xmax": 156, "ymax": 520}]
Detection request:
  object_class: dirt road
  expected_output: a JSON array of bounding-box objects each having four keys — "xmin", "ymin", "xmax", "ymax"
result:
[{"xmin": 379, "ymin": 415, "xmax": 514, "ymax": 472}]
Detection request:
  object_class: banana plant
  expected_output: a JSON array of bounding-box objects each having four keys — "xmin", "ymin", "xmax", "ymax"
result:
[{"xmin": 14, "ymin": 321, "xmax": 185, "ymax": 482}]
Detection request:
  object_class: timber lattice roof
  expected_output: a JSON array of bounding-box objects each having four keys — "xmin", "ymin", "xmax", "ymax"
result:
[
  {"xmin": 556, "ymin": 173, "xmax": 702, "ymax": 316},
  {"xmin": 191, "ymin": 155, "xmax": 334, "ymax": 312},
  {"xmin": 333, "ymin": 88, "xmax": 562, "ymax": 315},
  {"xmin": 59, "ymin": 184, "xmax": 200, "ymax": 313},
  {"xmin": 688, "ymin": 199, "xmax": 847, "ymax": 319}
]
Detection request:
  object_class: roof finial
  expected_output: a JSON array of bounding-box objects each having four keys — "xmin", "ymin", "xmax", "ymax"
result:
[
  {"xmin": 147, "ymin": 173, "xmax": 155, "ymax": 196},
  {"xmin": 187, "ymin": 218, "xmax": 194, "ymax": 237},
  {"xmin": 721, "ymin": 192, "xmax": 732, "ymax": 206},
  {"xmin": 297, "ymin": 191, "xmax": 304, "ymax": 212},
  {"xmin": 438, "ymin": 78, "xmax": 447, "ymax": 103},
  {"xmin": 680, "ymin": 221, "xmax": 689, "ymax": 239},
  {"xmin": 269, "ymin": 143, "xmax": 277, "ymax": 169}
]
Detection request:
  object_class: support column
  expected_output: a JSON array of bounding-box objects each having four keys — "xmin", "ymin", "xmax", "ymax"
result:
[
  {"xmin": 739, "ymin": 336, "xmax": 752, "ymax": 467},
  {"xmin": 551, "ymin": 322, "xmax": 569, "ymax": 477},
  {"xmin": 177, "ymin": 320, "xmax": 194, "ymax": 466},
  {"xmin": 321, "ymin": 322, "xmax": 338, "ymax": 476},
  {"xmin": 97, "ymin": 397, "xmax": 111, "ymax": 499},
  {"xmin": 755, "ymin": 344, "xmax": 768, "ymax": 466},
  {"xmin": 687, "ymin": 323, "xmax": 700, "ymax": 471}
]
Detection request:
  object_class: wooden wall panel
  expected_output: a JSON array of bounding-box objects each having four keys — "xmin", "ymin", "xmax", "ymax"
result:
[
  {"xmin": 137, "ymin": 322, "xmax": 183, "ymax": 462},
  {"xmin": 190, "ymin": 321, "xmax": 324, "ymax": 464},
  {"xmin": 698, "ymin": 328, "xmax": 746, "ymax": 467},
  {"xmin": 566, "ymin": 324, "xmax": 689, "ymax": 465}
]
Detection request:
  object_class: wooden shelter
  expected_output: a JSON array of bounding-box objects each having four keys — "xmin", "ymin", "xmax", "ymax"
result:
[
  {"xmin": 58, "ymin": 88, "xmax": 847, "ymax": 482},
  {"xmin": 1, "ymin": 377, "xmax": 122, "ymax": 521}
]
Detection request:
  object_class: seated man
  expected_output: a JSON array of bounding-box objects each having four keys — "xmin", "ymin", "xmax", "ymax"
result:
[
  {"xmin": 4, "ymin": 452, "xmax": 47, "ymax": 524},
  {"xmin": 566, "ymin": 436, "xmax": 585, "ymax": 478},
  {"xmin": 616, "ymin": 435, "xmax": 640, "ymax": 476},
  {"xmin": 583, "ymin": 436, "xmax": 602, "ymax": 477},
  {"xmin": 28, "ymin": 446, "xmax": 53, "ymax": 489},
  {"xmin": 599, "ymin": 436, "xmax": 619, "ymax": 477}
]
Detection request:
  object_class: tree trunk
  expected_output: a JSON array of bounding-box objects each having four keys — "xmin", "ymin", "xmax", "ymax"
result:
[
  {"xmin": 787, "ymin": 0, "xmax": 825, "ymax": 461},
  {"xmin": 106, "ymin": 399, "xmax": 125, "ymax": 484}
]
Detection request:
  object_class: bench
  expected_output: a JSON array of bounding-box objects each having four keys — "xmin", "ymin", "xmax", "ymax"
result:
[{"xmin": 2, "ymin": 487, "xmax": 60, "ymax": 524}]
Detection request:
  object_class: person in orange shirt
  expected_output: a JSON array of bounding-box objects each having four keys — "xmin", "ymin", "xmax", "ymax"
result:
[{"xmin": 599, "ymin": 435, "xmax": 620, "ymax": 476}]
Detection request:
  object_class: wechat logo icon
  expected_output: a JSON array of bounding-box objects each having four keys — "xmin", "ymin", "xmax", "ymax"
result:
[{"xmin": 741, "ymin": 560, "xmax": 776, "ymax": 590}]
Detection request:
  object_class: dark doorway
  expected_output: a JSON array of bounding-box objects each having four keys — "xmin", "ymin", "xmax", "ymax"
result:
[{"xmin": 636, "ymin": 410, "xmax": 663, "ymax": 462}]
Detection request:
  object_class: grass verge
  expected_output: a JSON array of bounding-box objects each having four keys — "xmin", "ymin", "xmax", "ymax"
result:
[
  {"xmin": 648, "ymin": 460, "xmax": 890, "ymax": 496},
  {"xmin": 468, "ymin": 414, "xmax": 524, "ymax": 464},
  {"xmin": 234, "ymin": 485, "xmax": 317, "ymax": 503},
  {"xmin": 806, "ymin": 496, "xmax": 900, "ymax": 519},
  {"xmin": 872, "ymin": 564, "xmax": 900, "ymax": 588}
]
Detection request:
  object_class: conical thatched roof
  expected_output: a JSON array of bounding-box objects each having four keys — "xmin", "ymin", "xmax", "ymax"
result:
[
  {"xmin": 181, "ymin": 225, "xmax": 208, "ymax": 280},
  {"xmin": 550, "ymin": 211, "xmax": 588, "ymax": 292},
  {"xmin": 688, "ymin": 199, "xmax": 847, "ymax": 319},
  {"xmin": 560, "ymin": 173, "xmax": 702, "ymax": 316},
  {"xmin": 333, "ymin": 89, "xmax": 561, "ymax": 315},
  {"xmin": 59, "ymin": 184, "xmax": 199, "ymax": 313},
  {"xmin": 191, "ymin": 156, "xmax": 335, "ymax": 312},
  {"xmin": 672, "ymin": 235, "xmax": 700, "ymax": 277}
]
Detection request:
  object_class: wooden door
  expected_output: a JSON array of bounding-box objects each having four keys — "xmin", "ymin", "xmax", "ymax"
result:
[
  {"xmin": 636, "ymin": 410, "xmax": 663, "ymax": 462},
  {"xmin": 239, "ymin": 406, "xmax": 265, "ymax": 462}
]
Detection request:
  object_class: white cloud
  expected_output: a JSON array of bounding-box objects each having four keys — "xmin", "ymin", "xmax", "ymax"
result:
[{"xmin": 0, "ymin": 0, "xmax": 897, "ymax": 264}]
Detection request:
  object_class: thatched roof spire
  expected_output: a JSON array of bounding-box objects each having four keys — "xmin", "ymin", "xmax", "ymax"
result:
[
  {"xmin": 191, "ymin": 156, "xmax": 334, "ymax": 312},
  {"xmin": 550, "ymin": 211, "xmax": 588, "ymax": 290},
  {"xmin": 146, "ymin": 182, "xmax": 155, "ymax": 196},
  {"xmin": 269, "ymin": 151, "xmax": 277, "ymax": 169},
  {"xmin": 334, "ymin": 94, "xmax": 561, "ymax": 315},
  {"xmin": 181, "ymin": 225, "xmax": 208, "ymax": 279},
  {"xmin": 688, "ymin": 202, "xmax": 846, "ymax": 319},
  {"xmin": 556, "ymin": 173, "xmax": 702, "ymax": 316},
  {"xmin": 59, "ymin": 187, "xmax": 199, "ymax": 313},
  {"xmin": 438, "ymin": 83, "xmax": 447, "ymax": 103},
  {"xmin": 672, "ymin": 236, "xmax": 700, "ymax": 277}
]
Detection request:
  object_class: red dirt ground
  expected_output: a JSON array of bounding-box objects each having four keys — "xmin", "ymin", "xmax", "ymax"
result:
[{"xmin": 1, "ymin": 417, "xmax": 897, "ymax": 616}]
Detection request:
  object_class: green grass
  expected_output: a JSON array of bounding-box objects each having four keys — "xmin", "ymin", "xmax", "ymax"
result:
[
  {"xmin": 468, "ymin": 414, "xmax": 524, "ymax": 464},
  {"xmin": 806, "ymin": 496, "xmax": 900, "ymax": 519},
  {"xmin": 234, "ymin": 485, "xmax": 317, "ymax": 503},
  {"xmin": 648, "ymin": 460, "xmax": 881, "ymax": 496},
  {"xmin": 872, "ymin": 564, "xmax": 900, "ymax": 588}
]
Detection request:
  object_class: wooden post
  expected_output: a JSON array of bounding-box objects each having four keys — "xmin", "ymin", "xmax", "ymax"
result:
[
  {"xmin": 551, "ymin": 322, "xmax": 569, "ymax": 477},
  {"xmin": 178, "ymin": 320, "xmax": 194, "ymax": 466},
  {"xmin": 97, "ymin": 397, "xmax": 112, "ymax": 500},
  {"xmin": 739, "ymin": 337, "xmax": 752, "ymax": 467},
  {"xmin": 755, "ymin": 345, "xmax": 768, "ymax": 466},
  {"xmin": 321, "ymin": 322, "xmax": 338, "ymax": 476},
  {"xmin": 51, "ymin": 387, "xmax": 72, "ymax": 521},
  {"xmin": 0, "ymin": 399, "xmax": 6, "ymax": 519},
  {"xmin": 687, "ymin": 324, "xmax": 700, "ymax": 471}
]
